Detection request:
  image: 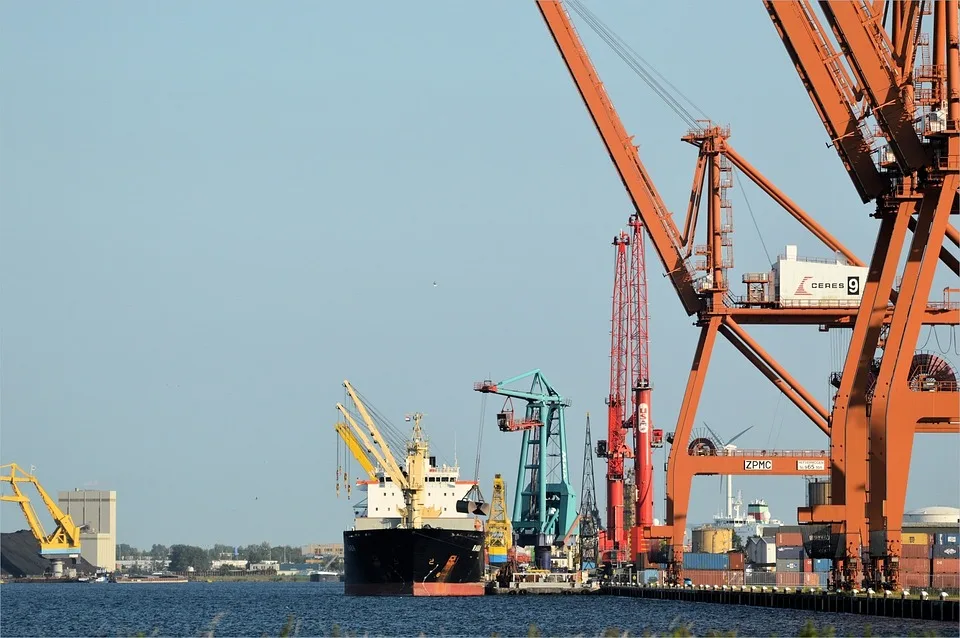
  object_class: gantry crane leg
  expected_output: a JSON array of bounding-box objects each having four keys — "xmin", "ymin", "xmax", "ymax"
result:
[
  {"xmin": 869, "ymin": 171, "xmax": 960, "ymax": 589},
  {"xmin": 656, "ymin": 317, "xmax": 721, "ymax": 584}
]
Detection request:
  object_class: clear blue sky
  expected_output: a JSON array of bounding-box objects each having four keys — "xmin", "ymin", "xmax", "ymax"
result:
[{"xmin": 2, "ymin": 1, "xmax": 956, "ymax": 549}]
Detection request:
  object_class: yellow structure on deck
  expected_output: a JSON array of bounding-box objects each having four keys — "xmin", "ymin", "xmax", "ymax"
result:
[
  {"xmin": 486, "ymin": 474, "xmax": 512, "ymax": 563},
  {"xmin": 0, "ymin": 463, "xmax": 84, "ymax": 559}
]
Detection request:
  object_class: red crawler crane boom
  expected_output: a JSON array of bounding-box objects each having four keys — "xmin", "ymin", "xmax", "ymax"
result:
[
  {"xmin": 627, "ymin": 214, "xmax": 659, "ymax": 548},
  {"xmin": 603, "ymin": 230, "xmax": 632, "ymax": 563}
]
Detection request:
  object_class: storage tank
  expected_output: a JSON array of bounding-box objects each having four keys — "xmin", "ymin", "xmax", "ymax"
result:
[
  {"xmin": 692, "ymin": 526, "xmax": 733, "ymax": 554},
  {"xmin": 807, "ymin": 479, "xmax": 831, "ymax": 506}
]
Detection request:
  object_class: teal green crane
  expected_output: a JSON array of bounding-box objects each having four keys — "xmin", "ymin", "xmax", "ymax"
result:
[{"xmin": 474, "ymin": 369, "xmax": 577, "ymax": 569}]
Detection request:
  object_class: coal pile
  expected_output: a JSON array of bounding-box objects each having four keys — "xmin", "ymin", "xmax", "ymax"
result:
[{"xmin": 1, "ymin": 530, "xmax": 98, "ymax": 578}]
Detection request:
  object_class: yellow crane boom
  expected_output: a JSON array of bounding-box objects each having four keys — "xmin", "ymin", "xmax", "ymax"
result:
[
  {"xmin": 0, "ymin": 463, "xmax": 83, "ymax": 558},
  {"xmin": 334, "ymin": 421, "xmax": 377, "ymax": 479}
]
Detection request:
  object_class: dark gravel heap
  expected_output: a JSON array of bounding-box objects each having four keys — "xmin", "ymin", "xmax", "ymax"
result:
[{"xmin": 1, "ymin": 530, "xmax": 98, "ymax": 577}]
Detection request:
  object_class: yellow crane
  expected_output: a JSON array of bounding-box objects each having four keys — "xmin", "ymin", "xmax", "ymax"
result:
[
  {"xmin": 335, "ymin": 380, "xmax": 430, "ymax": 529},
  {"xmin": 335, "ymin": 421, "xmax": 377, "ymax": 480},
  {"xmin": 0, "ymin": 463, "xmax": 84, "ymax": 560}
]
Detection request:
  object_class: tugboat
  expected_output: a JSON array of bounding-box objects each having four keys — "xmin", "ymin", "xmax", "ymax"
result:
[{"xmin": 336, "ymin": 380, "xmax": 486, "ymax": 596}]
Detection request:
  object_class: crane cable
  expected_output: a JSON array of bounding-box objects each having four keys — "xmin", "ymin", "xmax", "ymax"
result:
[
  {"xmin": 566, "ymin": 0, "xmax": 706, "ymax": 129},
  {"xmin": 473, "ymin": 393, "xmax": 488, "ymax": 486},
  {"xmin": 566, "ymin": 0, "xmax": 773, "ymax": 271}
]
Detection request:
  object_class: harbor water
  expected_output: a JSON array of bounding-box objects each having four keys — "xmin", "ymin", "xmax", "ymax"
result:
[{"xmin": 0, "ymin": 581, "xmax": 955, "ymax": 636}]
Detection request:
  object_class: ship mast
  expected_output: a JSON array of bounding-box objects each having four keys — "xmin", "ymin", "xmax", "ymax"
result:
[{"xmin": 404, "ymin": 413, "xmax": 429, "ymax": 530}]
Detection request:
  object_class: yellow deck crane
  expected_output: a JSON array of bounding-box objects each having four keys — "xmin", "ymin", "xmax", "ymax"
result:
[
  {"xmin": 1, "ymin": 463, "xmax": 85, "ymax": 571},
  {"xmin": 334, "ymin": 421, "xmax": 378, "ymax": 497},
  {"xmin": 335, "ymin": 380, "xmax": 432, "ymax": 529}
]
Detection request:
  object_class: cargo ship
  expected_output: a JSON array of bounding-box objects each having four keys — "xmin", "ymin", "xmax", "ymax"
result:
[{"xmin": 337, "ymin": 381, "xmax": 485, "ymax": 596}]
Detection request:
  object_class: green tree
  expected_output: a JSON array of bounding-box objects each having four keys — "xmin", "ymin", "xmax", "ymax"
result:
[
  {"xmin": 116, "ymin": 543, "xmax": 140, "ymax": 560},
  {"xmin": 168, "ymin": 544, "xmax": 211, "ymax": 572},
  {"xmin": 208, "ymin": 543, "xmax": 235, "ymax": 560},
  {"xmin": 731, "ymin": 532, "xmax": 744, "ymax": 552}
]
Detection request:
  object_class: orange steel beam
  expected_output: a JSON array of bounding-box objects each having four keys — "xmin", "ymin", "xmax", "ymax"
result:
[
  {"xmin": 536, "ymin": 0, "xmax": 700, "ymax": 316},
  {"xmin": 721, "ymin": 145, "xmax": 864, "ymax": 266},
  {"xmin": 680, "ymin": 154, "xmax": 707, "ymax": 258},
  {"xmin": 719, "ymin": 321, "xmax": 830, "ymax": 433},
  {"xmin": 684, "ymin": 454, "xmax": 831, "ymax": 476},
  {"xmin": 722, "ymin": 319, "xmax": 830, "ymax": 423},
  {"xmin": 933, "ymin": 0, "xmax": 947, "ymax": 105},
  {"xmin": 765, "ymin": 0, "xmax": 886, "ymax": 202},
  {"xmin": 907, "ymin": 215, "xmax": 960, "ymax": 275},
  {"xmin": 870, "ymin": 174, "xmax": 958, "ymax": 581},
  {"xmin": 813, "ymin": 202, "xmax": 915, "ymax": 585},
  {"xmin": 892, "ymin": 1, "xmax": 922, "ymax": 74},
  {"xmin": 662, "ymin": 317, "xmax": 721, "ymax": 556},
  {"xmin": 728, "ymin": 306, "xmax": 959, "ymax": 325},
  {"xmin": 820, "ymin": 1, "xmax": 928, "ymax": 171}
]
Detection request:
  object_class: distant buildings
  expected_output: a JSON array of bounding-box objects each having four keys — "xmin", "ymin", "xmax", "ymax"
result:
[{"xmin": 57, "ymin": 489, "xmax": 116, "ymax": 571}]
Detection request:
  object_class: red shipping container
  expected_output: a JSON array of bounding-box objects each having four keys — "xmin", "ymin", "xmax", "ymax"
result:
[
  {"xmin": 900, "ymin": 572, "xmax": 930, "ymax": 588},
  {"xmin": 931, "ymin": 574, "xmax": 960, "ymax": 589},
  {"xmin": 727, "ymin": 552, "xmax": 744, "ymax": 571},
  {"xmin": 728, "ymin": 570, "xmax": 745, "ymax": 586},
  {"xmin": 900, "ymin": 558, "xmax": 931, "ymax": 573},
  {"xmin": 776, "ymin": 532, "xmax": 803, "ymax": 546},
  {"xmin": 932, "ymin": 558, "xmax": 960, "ymax": 574},
  {"xmin": 684, "ymin": 569, "xmax": 729, "ymax": 587},
  {"xmin": 801, "ymin": 559, "xmax": 813, "ymax": 572},
  {"xmin": 776, "ymin": 572, "xmax": 804, "ymax": 587},
  {"xmin": 902, "ymin": 544, "xmax": 931, "ymax": 559},
  {"xmin": 803, "ymin": 573, "xmax": 822, "ymax": 587}
]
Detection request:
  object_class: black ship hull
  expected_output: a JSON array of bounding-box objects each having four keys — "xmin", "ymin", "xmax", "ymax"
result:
[{"xmin": 343, "ymin": 527, "xmax": 485, "ymax": 596}]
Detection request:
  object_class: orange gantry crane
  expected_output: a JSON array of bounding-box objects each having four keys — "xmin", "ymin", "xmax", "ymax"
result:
[
  {"xmin": 766, "ymin": 0, "xmax": 959, "ymax": 589},
  {"xmin": 534, "ymin": 0, "xmax": 957, "ymax": 589}
]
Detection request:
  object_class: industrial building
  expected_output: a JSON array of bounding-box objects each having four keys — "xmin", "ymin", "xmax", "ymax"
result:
[{"xmin": 57, "ymin": 489, "xmax": 116, "ymax": 571}]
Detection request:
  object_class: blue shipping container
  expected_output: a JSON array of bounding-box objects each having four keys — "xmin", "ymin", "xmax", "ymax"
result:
[
  {"xmin": 775, "ymin": 545, "xmax": 805, "ymax": 559},
  {"xmin": 683, "ymin": 552, "xmax": 729, "ymax": 571},
  {"xmin": 935, "ymin": 533, "xmax": 959, "ymax": 546},
  {"xmin": 813, "ymin": 558, "xmax": 832, "ymax": 572},
  {"xmin": 933, "ymin": 544, "xmax": 959, "ymax": 559}
]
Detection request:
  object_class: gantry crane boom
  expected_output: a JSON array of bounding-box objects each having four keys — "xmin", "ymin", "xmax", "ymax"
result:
[
  {"xmin": 0, "ymin": 463, "xmax": 83, "ymax": 558},
  {"xmin": 764, "ymin": 0, "xmax": 886, "ymax": 202},
  {"xmin": 334, "ymin": 421, "xmax": 377, "ymax": 479},
  {"xmin": 819, "ymin": 0, "xmax": 928, "ymax": 171},
  {"xmin": 536, "ymin": 0, "xmax": 699, "ymax": 316}
]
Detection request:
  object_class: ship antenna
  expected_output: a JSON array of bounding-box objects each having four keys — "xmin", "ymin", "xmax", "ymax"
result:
[{"xmin": 454, "ymin": 432, "xmax": 458, "ymax": 468}]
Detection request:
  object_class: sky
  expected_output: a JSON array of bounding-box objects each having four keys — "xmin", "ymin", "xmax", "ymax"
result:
[{"xmin": 2, "ymin": 1, "xmax": 957, "ymax": 550}]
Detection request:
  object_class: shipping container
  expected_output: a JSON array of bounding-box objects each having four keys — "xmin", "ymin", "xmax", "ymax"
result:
[
  {"xmin": 773, "ymin": 247, "xmax": 867, "ymax": 305},
  {"xmin": 683, "ymin": 552, "xmax": 729, "ymax": 571},
  {"xmin": 683, "ymin": 569, "xmax": 729, "ymax": 587},
  {"xmin": 931, "ymin": 574, "xmax": 960, "ymax": 590},
  {"xmin": 775, "ymin": 545, "xmax": 805, "ymax": 559},
  {"xmin": 727, "ymin": 551, "xmax": 744, "ymax": 571},
  {"xmin": 775, "ymin": 572, "xmax": 821, "ymax": 587},
  {"xmin": 902, "ymin": 544, "xmax": 931, "ymax": 559},
  {"xmin": 728, "ymin": 570, "xmax": 745, "ymax": 586},
  {"xmin": 776, "ymin": 532, "xmax": 803, "ymax": 546},
  {"xmin": 900, "ymin": 572, "xmax": 931, "ymax": 588},
  {"xmin": 932, "ymin": 558, "xmax": 960, "ymax": 574},
  {"xmin": 745, "ymin": 571, "xmax": 777, "ymax": 586},
  {"xmin": 933, "ymin": 544, "xmax": 960, "ymax": 559},
  {"xmin": 776, "ymin": 558, "xmax": 802, "ymax": 572},
  {"xmin": 899, "ymin": 558, "xmax": 931, "ymax": 574},
  {"xmin": 903, "ymin": 533, "xmax": 929, "ymax": 546},
  {"xmin": 813, "ymin": 558, "xmax": 832, "ymax": 572},
  {"xmin": 800, "ymin": 559, "xmax": 813, "ymax": 572},
  {"xmin": 935, "ymin": 532, "xmax": 959, "ymax": 546}
]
